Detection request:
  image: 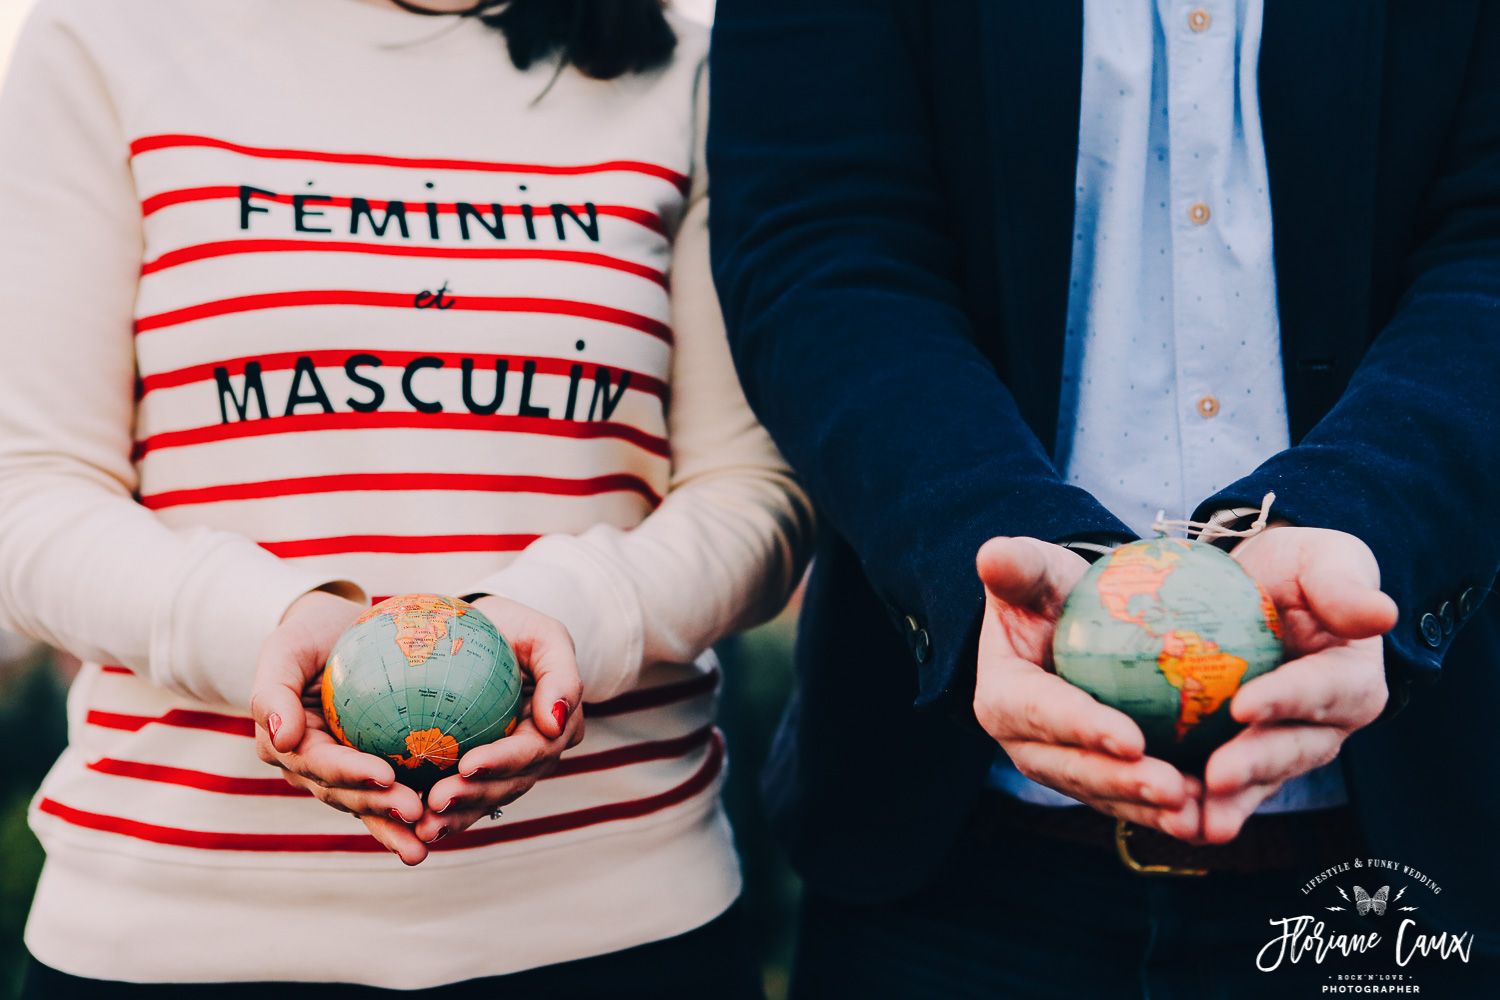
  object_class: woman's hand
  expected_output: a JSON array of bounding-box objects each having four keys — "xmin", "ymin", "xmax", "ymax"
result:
[
  {"xmin": 250, "ymin": 590, "xmax": 430, "ymax": 860},
  {"xmin": 250, "ymin": 591, "xmax": 584, "ymax": 865},
  {"xmin": 406, "ymin": 596, "xmax": 585, "ymax": 849}
]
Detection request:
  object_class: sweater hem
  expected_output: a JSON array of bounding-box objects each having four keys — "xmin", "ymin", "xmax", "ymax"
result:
[{"xmin": 26, "ymin": 788, "xmax": 740, "ymax": 987}]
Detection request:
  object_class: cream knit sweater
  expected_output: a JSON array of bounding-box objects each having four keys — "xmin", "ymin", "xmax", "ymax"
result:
[{"xmin": 0, "ymin": 0, "xmax": 810, "ymax": 985}]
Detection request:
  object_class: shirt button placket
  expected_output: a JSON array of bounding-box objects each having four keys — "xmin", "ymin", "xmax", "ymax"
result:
[{"xmin": 1176, "ymin": 3, "xmax": 1220, "ymax": 510}]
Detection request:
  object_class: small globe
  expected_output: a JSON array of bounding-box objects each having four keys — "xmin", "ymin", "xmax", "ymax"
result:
[
  {"xmin": 321, "ymin": 594, "xmax": 523, "ymax": 792},
  {"xmin": 1052, "ymin": 536, "xmax": 1283, "ymax": 771}
]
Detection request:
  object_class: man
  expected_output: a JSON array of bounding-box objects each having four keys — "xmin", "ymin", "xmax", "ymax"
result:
[{"xmin": 709, "ymin": 1, "xmax": 1500, "ymax": 995}]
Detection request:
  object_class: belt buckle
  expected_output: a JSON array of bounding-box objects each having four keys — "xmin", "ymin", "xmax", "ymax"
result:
[{"xmin": 1114, "ymin": 819, "xmax": 1209, "ymax": 877}]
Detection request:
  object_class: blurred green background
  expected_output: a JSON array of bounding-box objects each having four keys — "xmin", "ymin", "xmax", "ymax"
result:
[
  {"xmin": 0, "ymin": 608, "xmax": 802, "ymax": 1000},
  {"xmin": 0, "ymin": 639, "xmax": 69, "ymax": 1000}
]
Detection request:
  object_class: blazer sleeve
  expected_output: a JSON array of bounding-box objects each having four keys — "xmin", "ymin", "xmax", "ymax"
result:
[
  {"xmin": 0, "ymin": 5, "xmax": 361, "ymax": 708},
  {"xmin": 1196, "ymin": 5, "xmax": 1500, "ymax": 711},
  {"xmin": 707, "ymin": 0, "xmax": 1132, "ymax": 708}
]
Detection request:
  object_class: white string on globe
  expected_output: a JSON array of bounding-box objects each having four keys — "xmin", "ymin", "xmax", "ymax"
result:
[{"xmin": 1151, "ymin": 491, "xmax": 1277, "ymax": 544}]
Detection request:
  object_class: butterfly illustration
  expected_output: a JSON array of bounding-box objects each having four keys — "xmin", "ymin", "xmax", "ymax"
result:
[{"xmin": 1354, "ymin": 886, "xmax": 1390, "ymax": 917}]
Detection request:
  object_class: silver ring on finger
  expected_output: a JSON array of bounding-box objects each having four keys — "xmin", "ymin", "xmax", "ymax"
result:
[{"xmin": 488, "ymin": 807, "xmax": 503, "ymax": 821}]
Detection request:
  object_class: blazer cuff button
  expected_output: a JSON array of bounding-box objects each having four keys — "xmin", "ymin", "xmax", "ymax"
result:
[
  {"xmin": 911, "ymin": 628, "xmax": 932, "ymax": 664},
  {"xmin": 1419, "ymin": 613, "xmax": 1443, "ymax": 648}
]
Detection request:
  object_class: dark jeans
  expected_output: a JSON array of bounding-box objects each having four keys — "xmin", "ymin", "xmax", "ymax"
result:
[
  {"xmin": 792, "ymin": 802, "xmax": 1493, "ymax": 1000},
  {"xmin": 23, "ymin": 902, "xmax": 763, "ymax": 1000}
]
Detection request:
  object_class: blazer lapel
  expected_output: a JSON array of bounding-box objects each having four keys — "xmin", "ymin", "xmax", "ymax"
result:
[
  {"xmin": 976, "ymin": 0, "xmax": 1085, "ymax": 455},
  {"xmin": 1259, "ymin": 0, "xmax": 1386, "ymax": 441}
]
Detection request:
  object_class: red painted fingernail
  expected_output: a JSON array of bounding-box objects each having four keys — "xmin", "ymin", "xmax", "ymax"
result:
[
  {"xmin": 461, "ymin": 768, "xmax": 487, "ymax": 780},
  {"xmin": 387, "ymin": 808, "xmax": 405, "ymax": 822},
  {"xmin": 552, "ymin": 700, "xmax": 569, "ymax": 730},
  {"xmin": 436, "ymin": 798, "xmax": 462, "ymax": 814},
  {"xmin": 267, "ymin": 713, "xmax": 282, "ymax": 741},
  {"xmin": 364, "ymin": 779, "xmax": 391, "ymax": 790},
  {"xmin": 425, "ymin": 825, "xmax": 448, "ymax": 843}
]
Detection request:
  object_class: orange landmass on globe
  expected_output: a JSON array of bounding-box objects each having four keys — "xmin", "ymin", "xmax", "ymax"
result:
[
  {"xmin": 354, "ymin": 594, "xmax": 469, "ymax": 668},
  {"xmin": 1258, "ymin": 584, "xmax": 1283, "ymax": 639},
  {"xmin": 450, "ymin": 637, "xmax": 464, "ymax": 655},
  {"xmin": 1096, "ymin": 543, "xmax": 1184, "ymax": 633},
  {"xmin": 1155, "ymin": 630, "xmax": 1248, "ymax": 742},
  {"xmin": 321, "ymin": 681, "xmax": 349, "ymax": 747},
  {"xmin": 390, "ymin": 727, "xmax": 462, "ymax": 771}
]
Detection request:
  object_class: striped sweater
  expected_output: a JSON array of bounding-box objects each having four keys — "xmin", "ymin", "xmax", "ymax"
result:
[{"xmin": 0, "ymin": 0, "xmax": 810, "ymax": 986}]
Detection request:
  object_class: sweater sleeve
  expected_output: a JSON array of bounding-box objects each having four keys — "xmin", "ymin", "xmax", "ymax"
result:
[
  {"xmin": 463, "ymin": 67, "xmax": 815, "ymax": 701},
  {"xmin": 0, "ymin": 5, "xmax": 361, "ymax": 709}
]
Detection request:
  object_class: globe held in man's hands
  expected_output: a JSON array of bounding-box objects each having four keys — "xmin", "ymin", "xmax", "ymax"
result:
[{"xmin": 1052, "ymin": 537, "xmax": 1283, "ymax": 771}]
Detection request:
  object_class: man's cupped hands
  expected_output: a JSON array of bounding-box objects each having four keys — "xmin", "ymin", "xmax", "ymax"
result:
[{"xmin": 973, "ymin": 526, "xmax": 1396, "ymax": 844}]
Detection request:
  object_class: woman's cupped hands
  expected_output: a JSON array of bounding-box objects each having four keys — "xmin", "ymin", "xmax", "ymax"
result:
[{"xmin": 249, "ymin": 591, "xmax": 584, "ymax": 865}]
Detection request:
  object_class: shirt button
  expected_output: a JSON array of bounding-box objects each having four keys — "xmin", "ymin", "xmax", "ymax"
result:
[
  {"xmin": 1189, "ymin": 9, "xmax": 1211, "ymax": 32},
  {"xmin": 1189, "ymin": 202, "xmax": 1211, "ymax": 225},
  {"xmin": 1196, "ymin": 394, "xmax": 1220, "ymax": 418},
  {"xmin": 1459, "ymin": 587, "xmax": 1480, "ymax": 618},
  {"xmin": 1439, "ymin": 601, "xmax": 1456, "ymax": 634}
]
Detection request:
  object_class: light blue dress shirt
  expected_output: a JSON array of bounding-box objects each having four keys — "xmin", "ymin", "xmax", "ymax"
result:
[{"xmin": 988, "ymin": 0, "xmax": 1348, "ymax": 814}]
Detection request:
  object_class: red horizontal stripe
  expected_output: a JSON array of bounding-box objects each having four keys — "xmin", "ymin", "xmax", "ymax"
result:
[
  {"xmin": 258, "ymin": 533, "xmax": 538, "ymax": 557},
  {"xmin": 129, "ymin": 134, "xmax": 689, "ymax": 192},
  {"xmin": 36, "ymin": 731, "xmax": 723, "ymax": 853},
  {"xmin": 133, "ymin": 291, "xmax": 672, "ymax": 343},
  {"xmin": 83, "ymin": 700, "xmax": 707, "ymax": 767},
  {"xmin": 434, "ymin": 731, "xmax": 724, "ymax": 851},
  {"xmin": 138, "ymin": 351, "xmax": 667, "ymax": 400},
  {"xmin": 583, "ymin": 668, "xmax": 720, "ymax": 719},
  {"xmin": 85, "ymin": 728, "xmax": 711, "ymax": 798},
  {"xmin": 87, "ymin": 709, "xmax": 254, "ymax": 737},
  {"xmin": 140, "ymin": 239, "xmax": 668, "ymax": 287},
  {"xmin": 138, "ymin": 186, "xmax": 666, "ymax": 235},
  {"xmin": 99, "ymin": 665, "xmax": 134, "ymax": 675},
  {"xmin": 36, "ymin": 798, "xmax": 383, "ymax": 853},
  {"xmin": 133, "ymin": 411, "xmax": 669, "ymax": 461},
  {"xmin": 550, "ymin": 725, "xmax": 714, "ymax": 779},
  {"xmin": 141, "ymin": 472, "xmax": 662, "ymax": 511},
  {"xmin": 87, "ymin": 758, "xmax": 307, "ymax": 797}
]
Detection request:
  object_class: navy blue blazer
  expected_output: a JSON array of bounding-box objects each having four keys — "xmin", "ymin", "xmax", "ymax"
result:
[{"xmin": 708, "ymin": 0, "xmax": 1500, "ymax": 941}]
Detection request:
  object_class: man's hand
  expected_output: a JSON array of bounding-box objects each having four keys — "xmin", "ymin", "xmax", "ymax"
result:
[
  {"xmin": 974, "ymin": 537, "xmax": 1203, "ymax": 841},
  {"xmin": 1201, "ymin": 525, "xmax": 1396, "ymax": 842},
  {"xmin": 250, "ymin": 592, "xmax": 583, "ymax": 866}
]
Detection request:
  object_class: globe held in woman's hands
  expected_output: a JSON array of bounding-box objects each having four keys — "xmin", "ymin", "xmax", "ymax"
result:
[{"xmin": 322, "ymin": 594, "xmax": 524, "ymax": 793}]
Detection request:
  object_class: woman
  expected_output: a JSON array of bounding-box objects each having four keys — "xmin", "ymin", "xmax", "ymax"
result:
[{"xmin": 0, "ymin": 0, "xmax": 810, "ymax": 994}]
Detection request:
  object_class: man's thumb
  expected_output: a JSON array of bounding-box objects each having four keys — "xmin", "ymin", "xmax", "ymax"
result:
[
  {"xmin": 1302, "ymin": 558, "xmax": 1400, "ymax": 641},
  {"xmin": 977, "ymin": 536, "xmax": 1066, "ymax": 611}
]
